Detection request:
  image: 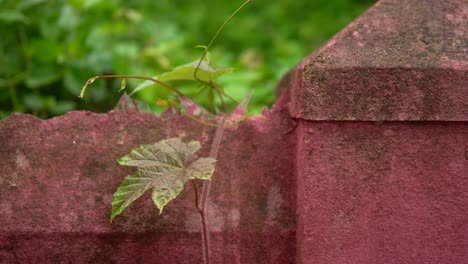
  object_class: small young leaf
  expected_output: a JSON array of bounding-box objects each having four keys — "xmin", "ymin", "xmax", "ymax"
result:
[
  {"xmin": 156, "ymin": 98, "xmax": 169, "ymax": 107},
  {"xmin": 195, "ymin": 46, "xmax": 211, "ymax": 63},
  {"xmin": 111, "ymin": 138, "xmax": 216, "ymax": 222},
  {"xmin": 119, "ymin": 79, "xmax": 127, "ymax": 91},
  {"xmin": 130, "ymin": 60, "xmax": 233, "ymax": 96}
]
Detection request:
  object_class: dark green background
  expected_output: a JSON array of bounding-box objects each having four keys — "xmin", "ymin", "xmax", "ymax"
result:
[{"xmin": 0, "ymin": 0, "xmax": 375, "ymax": 118}]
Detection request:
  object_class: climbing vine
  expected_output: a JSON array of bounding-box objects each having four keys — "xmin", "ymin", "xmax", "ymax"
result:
[{"xmin": 80, "ymin": 1, "xmax": 251, "ymax": 263}]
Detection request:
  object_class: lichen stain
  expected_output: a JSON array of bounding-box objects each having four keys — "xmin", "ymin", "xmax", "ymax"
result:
[{"xmin": 15, "ymin": 150, "xmax": 31, "ymax": 171}]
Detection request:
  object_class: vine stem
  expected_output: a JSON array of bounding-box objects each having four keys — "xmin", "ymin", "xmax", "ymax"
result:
[
  {"xmin": 79, "ymin": 74, "xmax": 185, "ymax": 98},
  {"xmin": 192, "ymin": 0, "xmax": 251, "ymax": 111},
  {"xmin": 194, "ymin": 116, "xmax": 226, "ymax": 264},
  {"xmin": 194, "ymin": 0, "xmax": 251, "ymax": 84}
]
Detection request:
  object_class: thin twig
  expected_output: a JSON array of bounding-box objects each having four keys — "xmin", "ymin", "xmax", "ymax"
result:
[
  {"xmin": 211, "ymin": 81, "xmax": 239, "ymax": 104},
  {"xmin": 79, "ymin": 74, "xmax": 185, "ymax": 98},
  {"xmin": 210, "ymin": 81, "xmax": 227, "ymax": 112},
  {"xmin": 198, "ymin": 116, "xmax": 226, "ymax": 264},
  {"xmin": 191, "ymin": 2, "xmax": 250, "ymax": 263},
  {"xmin": 194, "ymin": 0, "xmax": 251, "ymax": 84},
  {"xmin": 182, "ymin": 112, "xmax": 249, "ymax": 129},
  {"xmin": 181, "ymin": 113, "xmax": 219, "ymax": 128},
  {"xmin": 192, "ymin": 0, "xmax": 250, "ymax": 110}
]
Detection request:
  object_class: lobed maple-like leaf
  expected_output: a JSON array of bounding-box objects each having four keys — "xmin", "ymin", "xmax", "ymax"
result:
[{"xmin": 111, "ymin": 137, "xmax": 216, "ymax": 223}]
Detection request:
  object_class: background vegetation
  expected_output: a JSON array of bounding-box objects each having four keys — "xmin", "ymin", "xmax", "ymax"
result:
[{"xmin": 0, "ymin": 0, "xmax": 375, "ymax": 118}]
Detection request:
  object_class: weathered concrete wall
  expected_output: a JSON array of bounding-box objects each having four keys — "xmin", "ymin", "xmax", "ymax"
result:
[
  {"xmin": 295, "ymin": 121, "xmax": 467, "ymax": 263},
  {"xmin": 1, "ymin": 0, "xmax": 467, "ymax": 263},
  {"xmin": 284, "ymin": 0, "xmax": 467, "ymax": 121},
  {"xmin": 0, "ymin": 101, "xmax": 296, "ymax": 263},
  {"xmin": 280, "ymin": 0, "xmax": 468, "ymax": 263}
]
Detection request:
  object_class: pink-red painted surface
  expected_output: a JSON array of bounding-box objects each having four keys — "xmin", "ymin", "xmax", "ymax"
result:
[
  {"xmin": 1, "ymin": 0, "xmax": 467, "ymax": 263},
  {"xmin": 0, "ymin": 101, "xmax": 296, "ymax": 263},
  {"xmin": 283, "ymin": 0, "xmax": 467, "ymax": 121},
  {"xmin": 295, "ymin": 121, "xmax": 467, "ymax": 263},
  {"xmin": 280, "ymin": 0, "xmax": 468, "ymax": 263}
]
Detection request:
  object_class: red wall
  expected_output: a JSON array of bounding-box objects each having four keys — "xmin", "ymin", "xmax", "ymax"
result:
[
  {"xmin": 0, "ymin": 106, "xmax": 296, "ymax": 263},
  {"xmin": 286, "ymin": 0, "xmax": 467, "ymax": 262},
  {"xmin": 295, "ymin": 121, "xmax": 467, "ymax": 263},
  {"xmin": 1, "ymin": 0, "xmax": 467, "ymax": 263}
]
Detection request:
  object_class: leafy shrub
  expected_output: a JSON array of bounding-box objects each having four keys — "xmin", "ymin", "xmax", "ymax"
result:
[{"xmin": 0, "ymin": 0, "xmax": 375, "ymax": 118}]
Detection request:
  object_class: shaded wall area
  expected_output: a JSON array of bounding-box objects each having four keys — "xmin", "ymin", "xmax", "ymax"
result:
[
  {"xmin": 0, "ymin": 101, "xmax": 296, "ymax": 263},
  {"xmin": 294, "ymin": 121, "xmax": 467, "ymax": 263}
]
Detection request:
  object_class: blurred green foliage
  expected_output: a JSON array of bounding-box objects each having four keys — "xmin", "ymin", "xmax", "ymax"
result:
[{"xmin": 0, "ymin": 0, "xmax": 375, "ymax": 118}]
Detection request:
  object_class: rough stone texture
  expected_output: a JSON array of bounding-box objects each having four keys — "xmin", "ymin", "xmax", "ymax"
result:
[
  {"xmin": 282, "ymin": 0, "xmax": 468, "ymax": 263},
  {"xmin": 295, "ymin": 121, "xmax": 467, "ymax": 264},
  {"xmin": 0, "ymin": 100, "xmax": 296, "ymax": 263},
  {"xmin": 282, "ymin": 0, "xmax": 467, "ymax": 121},
  {"xmin": 2, "ymin": 0, "xmax": 468, "ymax": 263}
]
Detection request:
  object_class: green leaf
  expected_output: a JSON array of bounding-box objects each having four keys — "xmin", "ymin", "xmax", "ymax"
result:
[
  {"xmin": 111, "ymin": 137, "xmax": 216, "ymax": 223},
  {"xmin": 25, "ymin": 63, "xmax": 61, "ymax": 88},
  {"xmin": 194, "ymin": 46, "xmax": 210, "ymax": 63},
  {"xmin": 0, "ymin": 11, "xmax": 30, "ymax": 24},
  {"xmin": 129, "ymin": 60, "xmax": 233, "ymax": 96},
  {"xmin": 119, "ymin": 79, "xmax": 127, "ymax": 91},
  {"xmin": 30, "ymin": 39, "xmax": 63, "ymax": 61},
  {"xmin": 17, "ymin": 0, "xmax": 46, "ymax": 11}
]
